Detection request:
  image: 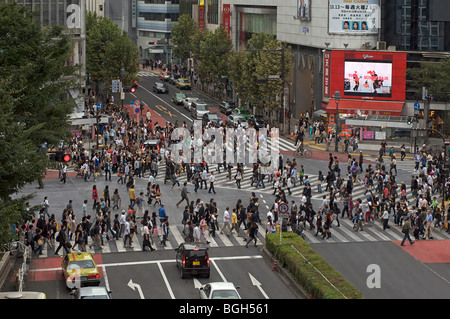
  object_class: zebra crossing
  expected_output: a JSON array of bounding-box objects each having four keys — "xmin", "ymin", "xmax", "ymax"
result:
[
  {"xmin": 36, "ymin": 224, "xmax": 267, "ymax": 258},
  {"xmin": 302, "ymin": 215, "xmax": 450, "ymax": 244},
  {"xmin": 137, "ymin": 70, "xmax": 158, "ymax": 78}
]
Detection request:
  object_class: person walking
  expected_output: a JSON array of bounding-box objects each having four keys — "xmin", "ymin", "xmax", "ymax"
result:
[
  {"xmin": 176, "ymin": 182, "xmax": 190, "ymax": 208},
  {"xmin": 381, "ymin": 206, "xmax": 391, "ymax": 230},
  {"xmin": 401, "ymin": 216, "xmax": 415, "ymax": 246},
  {"xmin": 208, "ymin": 172, "xmax": 216, "ymax": 194},
  {"xmin": 220, "ymin": 207, "xmax": 232, "ymax": 235},
  {"xmin": 123, "ymin": 217, "xmax": 132, "ymax": 248},
  {"xmin": 245, "ymin": 222, "xmax": 259, "ymax": 248},
  {"xmin": 199, "ymin": 216, "xmax": 210, "ymax": 244},
  {"xmin": 92, "ymin": 185, "xmax": 99, "ymax": 210},
  {"xmin": 142, "ymin": 221, "xmax": 155, "ymax": 251},
  {"xmin": 160, "ymin": 217, "xmax": 169, "ymax": 246},
  {"xmin": 55, "ymin": 224, "xmax": 71, "ymax": 256}
]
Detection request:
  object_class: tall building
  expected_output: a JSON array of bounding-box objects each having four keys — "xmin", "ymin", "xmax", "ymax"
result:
[{"xmin": 135, "ymin": 0, "xmax": 180, "ymax": 60}]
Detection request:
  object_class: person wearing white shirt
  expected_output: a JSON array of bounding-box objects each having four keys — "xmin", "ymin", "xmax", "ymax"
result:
[
  {"xmin": 208, "ymin": 172, "xmax": 216, "ymax": 194},
  {"xmin": 201, "ymin": 168, "xmax": 208, "ymax": 189},
  {"xmin": 123, "ymin": 217, "xmax": 132, "ymax": 248},
  {"xmin": 119, "ymin": 211, "xmax": 127, "ymax": 237},
  {"xmin": 220, "ymin": 207, "xmax": 232, "ymax": 235}
]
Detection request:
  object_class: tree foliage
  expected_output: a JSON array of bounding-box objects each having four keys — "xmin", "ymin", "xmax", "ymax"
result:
[
  {"xmin": 407, "ymin": 57, "xmax": 450, "ymax": 102},
  {"xmin": 0, "ymin": 2, "xmax": 74, "ymax": 245},
  {"xmin": 170, "ymin": 14, "xmax": 199, "ymax": 62},
  {"xmin": 86, "ymin": 12, "xmax": 140, "ymax": 86},
  {"xmin": 229, "ymin": 33, "xmax": 294, "ymax": 113}
]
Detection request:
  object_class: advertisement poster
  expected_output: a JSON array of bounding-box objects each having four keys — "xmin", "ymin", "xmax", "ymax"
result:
[
  {"xmin": 344, "ymin": 60, "xmax": 392, "ymax": 97},
  {"xmin": 297, "ymin": 0, "xmax": 310, "ymax": 21},
  {"xmin": 375, "ymin": 131, "xmax": 386, "ymax": 140},
  {"xmin": 328, "ymin": 0, "xmax": 380, "ymax": 34},
  {"xmin": 323, "ymin": 52, "xmax": 331, "ymax": 97}
]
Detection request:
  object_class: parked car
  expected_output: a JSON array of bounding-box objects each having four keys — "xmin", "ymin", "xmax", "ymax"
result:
[
  {"xmin": 183, "ymin": 97, "xmax": 199, "ymax": 110},
  {"xmin": 219, "ymin": 101, "xmax": 236, "ymax": 115},
  {"xmin": 199, "ymin": 282, "xmax": 241, "ymax": 299},
  {"xmin": 70, "ymin": 287, "xmax": 112, "ymax": 299},
  {"xmin": 226, "ymin": 114, "xmax": 248, "ymax": 128},
  {"xmin": 191, "ymin": 101, "xmax": 209, "ymax": 119},
  {"xmin": 168, "ymin": 73, "xmax": 181, "ymax": 85},
  {"xmin": 159, "ymin": 71, "xmax": 171, "ymax": 81},
  {"xmin": 175, "ymin": 243, "xmax": 210, "ymax": 278},
  {"xmin": 175, "ymin": 78, "xmax": 191, "ymax": 90},
  {"xmin": 153, "ymin": 81, "xmax": 169, "ymax": 94},
  {"xmin": 172, "ymin": 92, "xmax": 186, "ymax": 105},
  {"xmin": 232, "ymin": 108, "xmax": 252, "ymax": 118},
  {"xmin": 202, "ymin": 112, "xmax": 221, "ymax": 125}
]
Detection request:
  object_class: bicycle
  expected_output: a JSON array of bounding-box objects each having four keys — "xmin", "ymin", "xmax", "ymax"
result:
[{"xmin": 294, "ymin": 147, "xmax": 312, "ymax": 158}]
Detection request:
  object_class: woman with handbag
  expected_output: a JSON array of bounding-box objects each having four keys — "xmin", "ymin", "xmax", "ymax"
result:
[
  {"xmin": 92, "ymin": 185, "xmax": 99, "ymax": 210},
  {"xmin": 112, "ymin": 188, "xmax": 121, "ymax": 210},
  {"xmin": 33, "ymin": 229, "xmax": 44, "ymax": 255}
]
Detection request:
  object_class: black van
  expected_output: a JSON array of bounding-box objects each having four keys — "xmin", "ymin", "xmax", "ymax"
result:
[{"xmin": 175, "ymin": 243, "xmax": 210, "ymax": 279}]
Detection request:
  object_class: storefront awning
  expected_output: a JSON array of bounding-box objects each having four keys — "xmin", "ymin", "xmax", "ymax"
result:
[{"xmin": 321, "ymin": 99, "xmax": 405, "ymax": 116}]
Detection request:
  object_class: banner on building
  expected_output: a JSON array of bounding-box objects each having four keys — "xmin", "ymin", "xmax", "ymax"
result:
[
  {"xmin": 323, "ymin": 51, "xmax": 331, "ymax": 97},
  {"xmin": 199, "ymin": 4, "xmax": 205, "ymax": 32},
  {"xmin": 297, "ymin": 0, "xmax": 310, "ymax": 21},
  {"xmin": 223, "ymin": 4, "xmax": 231, "ymax": 35},
  {"xmin": 328, "ymin": 0, "xmax": 380, "ymax": 34}
]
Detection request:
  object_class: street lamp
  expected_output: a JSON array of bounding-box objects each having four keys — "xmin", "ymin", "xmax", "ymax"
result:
[{"xmin": 334, "ymin": 90, "xmax": 341, "ymax": 152}]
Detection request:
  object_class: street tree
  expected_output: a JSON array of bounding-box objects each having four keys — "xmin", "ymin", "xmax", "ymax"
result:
[
  {"xmin": 407, "ymin": 57, "xmax": 450, "ymax": 102},
  {"xmin": 170, "ymin": 14, "xmax": 199, "ymax": 63},
  {"xmin": 86, "ymin": 12, "xmax": 140, "ymax": 89},
  {"xmin": 0, "ymin": 2, "xmax": 75, "ymax": 245}
]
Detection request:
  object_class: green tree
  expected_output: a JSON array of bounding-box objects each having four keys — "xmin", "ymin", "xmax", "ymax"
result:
[
  {"xmin": 229, "ymin": 33, "xmax": 293, "ymax": 113},
  {"xmin": 0, "ymin": 2, "xmax": 77, "ymax": 147},
  {"xmin": 0, "ymin": 2, "xmax": 75, "ymax": 245},
  {"xmin": 170, "ymin": 14, "xmax": 199, "ymax": 62},
  {"xmin": 407, "ymin": 57, "xmax": 450, "ymax": 102},
  {"xmin": 196, "ymin": 26, "xmax": 233, "ymax": 94},
  {"xmin": 86, "ymin": 12, "xmax": 140, "ymax": 88}
]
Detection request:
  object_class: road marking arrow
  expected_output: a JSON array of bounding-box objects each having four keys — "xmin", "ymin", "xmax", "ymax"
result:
[
  {"xmin": 193, "ymin": 277, "xmax": 203, "ymax": 290},
  {"xmin": 249, "ymin": 273, "xmax": 270, "ymax": 299},
  {"xmin": 127, "ymin": 279, "xmax": 145, "ymax": 299}
]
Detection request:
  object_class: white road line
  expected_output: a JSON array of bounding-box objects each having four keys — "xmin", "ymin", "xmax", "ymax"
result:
[
  {"xmin": 157, "ymin": 261, "xmax": 176, "ymax": 299},
  {"xmin": 211, "ymin": 259, "xmax": 227, "ymax": 282}
]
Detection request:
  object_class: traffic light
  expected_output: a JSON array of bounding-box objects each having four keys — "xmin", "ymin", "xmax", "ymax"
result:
[
  {"xmin": 49, "ymin": 151, "xmax": 71, "ymax": 162},
  {"xmin": 123, "ymin": 86, "xmax": 136, "ymax": 93},
  {"xmin": 407, "ymin": 117, "xmax": 412, "ymax": 125}
]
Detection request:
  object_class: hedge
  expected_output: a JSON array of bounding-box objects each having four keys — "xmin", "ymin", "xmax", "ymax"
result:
[{"xmin": 265, "ymin": 232, "xmax": 364, "ymax": 299}]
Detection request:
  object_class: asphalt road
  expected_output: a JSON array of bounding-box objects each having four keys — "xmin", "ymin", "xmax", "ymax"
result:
[{"xmin": 7, "ymin": 69, "xmax": 450, "ymax": 300}]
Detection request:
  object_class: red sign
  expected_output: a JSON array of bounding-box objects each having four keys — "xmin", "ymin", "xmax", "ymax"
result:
[
  {"xmin": 223, "ymin": 4, "xmax": 231, "ymax": 36},
  {"xmin": 198, "ymin": 5, "xmax": 205, "ymax": 32},
  {"xmin": 327, "ymin": 50, "xmax": 407, "ymax": 102},
  {"xmin": 323, "ymin": 51, "xmax": 331, "ymax": 97}
]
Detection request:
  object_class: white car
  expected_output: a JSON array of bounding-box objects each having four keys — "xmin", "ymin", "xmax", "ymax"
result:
[
  {"xmin": 0, "ymin": 291, "xmax": 46, "ymax": 299},
  {"xmin": 183, "ymin": 97, "xmax": 199, "ymax": 111},
  {"xmin": 71, "ymin": 286, "xmax": 112, "ymax": 299},
  {"xmin": 191, "ymin": 101, "xmax": 210, "ymax": 119},
  {"xmin": 199, "ymin": 282, "xmax": 241, "ymax": 299}
]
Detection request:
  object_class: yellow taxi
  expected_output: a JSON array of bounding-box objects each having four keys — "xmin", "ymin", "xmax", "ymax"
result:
[
  {"xmin": 175, "ymin": 78, "xmax": 191, "ymax": 90},
  {"xmin": 61, "ymin": 252, "xmax": 100, "ymax": 289}
]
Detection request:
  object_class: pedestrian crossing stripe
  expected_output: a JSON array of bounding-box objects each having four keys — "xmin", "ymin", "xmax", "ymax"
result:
[
  {"xmin": 37, "ymin": 225, "xmax": 266, "ymax": 258},
  {"xmin": 137, "ymin": 71, "xmax": 157, "ymax": 77}
]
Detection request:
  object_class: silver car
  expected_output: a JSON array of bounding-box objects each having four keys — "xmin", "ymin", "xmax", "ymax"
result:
[
  {"xmin": 227, "ymin": 114, "xmax": 248, "ymax": 128},
  {"xmin": 199, "ymin": 282, "xmax": 241, "ymax": 299},
  {"xmin": 191, "ymin": 101, "xmax": 209, "ymax": 119},
  {"xmin": 183, "ymin": 97, "xmax": 199, "ymax": 110}
]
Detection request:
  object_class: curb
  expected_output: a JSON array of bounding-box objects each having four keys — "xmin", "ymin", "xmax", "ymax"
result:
[{"xmin": 261, "ymin": 244, "xmax": 309, "ymax": 299}]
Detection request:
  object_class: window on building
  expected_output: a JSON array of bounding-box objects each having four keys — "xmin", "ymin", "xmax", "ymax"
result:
[{"xmin": 207, "ymin": 0, "xmax": 218, "ymax": 25}]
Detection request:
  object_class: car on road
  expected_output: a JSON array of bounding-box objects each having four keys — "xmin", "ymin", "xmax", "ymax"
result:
[
  {"xmin": 232, "ymin": 107, "xmax": 252, "ymax": 119},
  {"xmin": 175, "ymin": 243, "xmax": 210, "ymax": 279},
  {"xmin": 70, "ymin": 287, "xmax": 112, "ymax": 299},
  {"xmin": 159, "ymin": 71, "xmax": 171, "ymax": 82},
  {"xmin": 219, "ymin": 101, "xmax": 236, "ymax": 115},
  {"xmin": 199, "ymin": 282, "xmax": 241, "ymax": 299},
  {"xmin": 248, "ymin": 114, "xmax": 267, "ymax": 129},
  {"xmin": 153, "ymin": 81, "xmax": 169, "ymax": 94},
  {"xmin": 191, "ymin": 101, "xmax": 210, "ymax": 119},
  {"xmin": 0, "ymin": 291, "xmax": 46, "ymax": 299},
  {"xmin": 202, "ymin": 112, "xmax": 221, "ymax": 125},
  {"xmin": 168, "ymin": 73, "xmax": 181, "ymax": 85},
  {"xmin": 183, "ymin": 97, "xmax": 199, "ymax": 111},
  {"xmin": 175, "ymin": 78, "xmax": 191, "ymax": 90},
  {"xmin": 61, "ymin": 252, "xmax": 100, "ymax": 289},
  {"xmin": 172, "ymin": 92, "xmax": 186, "ymax": 105},
  {"xmin": 226, "ymin": 114, "xmax": 248, "ymax": 128}
]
